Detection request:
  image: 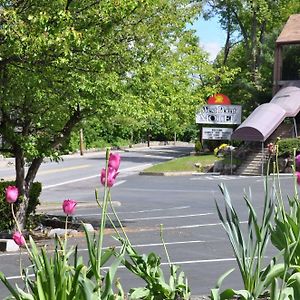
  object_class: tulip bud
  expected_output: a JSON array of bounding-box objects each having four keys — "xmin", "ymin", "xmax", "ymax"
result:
[
  {"xmin": 62, "ymin": 199, "xmax": 77, "ymax": 215},
  {"xmin": 100, "ymin": 167, "xmax": 119, "ymax": 188},
  {"xmin": 108, "ymin": 153, "xmax": 121, "ymax": 171},
  {"xmin": 296, "ymin": 154, "xmax": 300, "ymax": 167},
  {"xmin": 12, "ymin": 231, "xmax": 25, "ymax": 246},
  {"xmin": 296, "ymin": 172, "xmax": 300, "ymax": 185},
  {"xmin": 5, "ymin": 186, "xmax": 19, "ymax": 203}
]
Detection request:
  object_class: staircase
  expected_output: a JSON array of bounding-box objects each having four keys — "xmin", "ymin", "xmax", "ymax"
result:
[{"xmin": 236, "ymin": 148, "xmax": 267, "ymax": 176}]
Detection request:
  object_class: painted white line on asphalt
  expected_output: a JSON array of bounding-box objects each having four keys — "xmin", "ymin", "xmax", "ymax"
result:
[
  {"xmin": 43, "ymin": 164, "xmax": 150, "ymax": 189},
  {"xmin": 113, "ymin": 180, "xmax": 126, "ymax": 187},
  {"xmin": 43, "ymin": 174, "xmax": 99, "ymax": 189},
  {"xmin": 144, "ymin": 154, "xmax": 174, "ymax": 159},
  {"xmin": 76, "ymin": 205, "xmax": 190, "ymax": 217},
  {"xmin": 0, "ymin": 239, "xmax": 206, "ymax": 258},
  {"xmin": 122, "ymin": 213, "xmax": 213, "ymax": 222},
  {"xmin": 163, "ymin": 221, "xmax": 247, "ymax": 230},
  {"xmin": 121, "ymin": 240, "xmax": 205, "ymax": 248},
  {"xmin": 5, "ymin": 257, "xmax": 238, "ymax": 280},
  {"xmin": 123, "ymin": 188, "xmax": 217, "ymax": 193}
]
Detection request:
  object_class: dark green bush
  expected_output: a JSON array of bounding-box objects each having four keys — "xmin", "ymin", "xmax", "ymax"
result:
[
  {"xmin": 194, "ymin": 140, "xmax": 202, "ymax": 153},
  {"xmin": 0, "ymin": 181, "xmax": 42, "ymax": 231},
  {"xmin": 277, "ymin": 138, "xmax": 300, "ymax": 157}
]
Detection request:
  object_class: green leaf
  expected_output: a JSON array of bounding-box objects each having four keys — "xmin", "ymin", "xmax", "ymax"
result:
[
  {"xmin": 0, "ymin": 271, "xmax": 22, "ymax": 300},
  {"xmin": 130, "ymin": 287, "xmax": 150, "ymax": 299}
]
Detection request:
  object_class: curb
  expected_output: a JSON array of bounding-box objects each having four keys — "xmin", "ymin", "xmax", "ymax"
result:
[
  {"xmin": 139, "ymin": 171, "xmax": 221, "ymax": 176},
  {"xmin": 0, "ymin": 239, "xmax": 19, "ymax": 252},
  {"xmin": 140, "ymin": 171, "xmax": 194, "ymax": 176}
]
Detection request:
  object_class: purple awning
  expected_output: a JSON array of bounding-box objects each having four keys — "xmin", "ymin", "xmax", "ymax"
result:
[
  {"xmin": 231, "ymin": 103, "xmax": 286, "ymax": 142},
  {"xmin": 231, "ymin": 85, "xmax": 300, "ymax": 142}
]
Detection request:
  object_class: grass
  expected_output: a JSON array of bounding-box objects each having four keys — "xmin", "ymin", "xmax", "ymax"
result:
[{"xmin": 143, "ymin": 154, "xmax": 220, "ymax": 172}]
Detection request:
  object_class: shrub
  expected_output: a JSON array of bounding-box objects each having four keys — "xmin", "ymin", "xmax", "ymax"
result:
[
  {"xmin": 277, "ymin": 138, "xmax": 300, "ymax": 157},
  {"xmin": 194, "ymin": 140, "xmax": 202, "ymax": 153},
  {"xmin": 0, "ymin": 181, "xmax": 41, "ymax": 231}
]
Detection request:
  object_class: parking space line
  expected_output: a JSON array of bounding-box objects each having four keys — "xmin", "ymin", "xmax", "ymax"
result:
[
  {"xmin": 76, "ymin": 206, "xmax": 190, "ymax": 217},
  {"xmin": 43, "ymin": 164, "xmax": 150, "ymax": 189},
  {"xmin": 163, "ymin": 221, "xmax": 247, "ymax": 230},
  {"xmin": 123, "ymin": 188, "xmax": 218, "ymax": 193},
  {"xmin": 122, "ymin": 213, "xmax": 213, "ymax": 222},
  {"xmin": 5, "ymin": 257, "xmax": 238, "ymax": 280}
]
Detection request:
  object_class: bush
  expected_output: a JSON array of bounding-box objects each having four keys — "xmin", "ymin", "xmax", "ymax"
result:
[
  {"xmin": 194, "ymin": 140, "xmax": 202, "ymax": 153},
  {"xmin": 277, "ymin": 138, "xmax": 300, "ymax": 157},
  {"xmin": 0, "ymin": 181, "xmax": 41, "ymax": 231}
]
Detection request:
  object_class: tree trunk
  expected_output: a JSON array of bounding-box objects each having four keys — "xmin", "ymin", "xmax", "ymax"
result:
[
  {"xmin": 14, "ymin": 148, "xmax": 28, "ymax": 231},
  {"xmin": 15, "ymin": 148, "xmax": 43, "ymax": 230}
]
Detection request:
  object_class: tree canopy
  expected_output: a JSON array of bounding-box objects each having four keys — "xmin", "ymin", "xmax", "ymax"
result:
[
  {"xmin": 202, "ymin": 0, "xmax": 300, "ymax": 113},
  {"xmin": 0, "ymin": 0, "xmax": 237, "ymax": 227}
]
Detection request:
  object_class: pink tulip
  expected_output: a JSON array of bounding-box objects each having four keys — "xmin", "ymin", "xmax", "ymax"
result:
[
  {"xmin": 108, "ymin": 153, "xmax": 121, "ymax": 171},
  {"xmin": 296, "ymin": 154, "xmax": 300, "ymax": 167},
  {"xmin": 12, "ymin": 231, "xmax": 25, "ymax": 246},
  {"xmin": 5, "ymin": 186, "xmax": 19, "ymax": 203},
  {"xmin": 267, "ymin": 143, "xmax": 275, "ymax": 155},
  {"xmin": 296, "ymin": 172, "xmax": 300, "ymax": 185},
  {"xmin": 101, "ymin": 167, "xmax": 119, "ymax": 187},
  {"xmin": 62, "ymin": 199, "xmax": 77, "ymax": 215}
]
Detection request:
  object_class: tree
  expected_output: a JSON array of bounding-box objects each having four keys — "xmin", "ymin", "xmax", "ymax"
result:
[
  {"xmin": 0, "ymin": 0, "xmax": 206, "ymax": 228},
  {"xmin": 201, "ymin": 0, "xmax": 300, "ymax": 113},
  {"xmin": 115, "ymin": 30, "xmax": 238, "ymax": 142}
]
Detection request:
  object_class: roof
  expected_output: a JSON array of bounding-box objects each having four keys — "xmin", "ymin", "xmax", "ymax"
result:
[
  {"xmin": 276, "ymin": 14, "xmax": 300, "ymax": 45},
  {"xmin": 231, "ymin": 85, "xmax": 300, "ymax": 142},
  {"xmin": 270, "ymin": 86, "xmax": 300, "ymax": 116},
  {"xmin": 231, "ymin": 103, "xmax": 286, "ymax": 142}
]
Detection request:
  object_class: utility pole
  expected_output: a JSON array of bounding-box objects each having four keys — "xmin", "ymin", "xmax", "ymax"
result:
[{"xmin": 80, "ymin": 129, "xmax": 84, "ymax": 156}]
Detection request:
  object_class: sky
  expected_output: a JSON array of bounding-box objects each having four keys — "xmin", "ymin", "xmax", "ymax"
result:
[{"xmin": 190, "ymin": 17, "xmax": 226, "ymax": 61}]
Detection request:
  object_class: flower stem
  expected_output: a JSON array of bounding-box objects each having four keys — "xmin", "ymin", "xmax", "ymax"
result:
[
  {"xmin": 96, "ymin": 148, "xmax": 110, "ymax": 283},
  {"xmin": 108, "ymin": 191, "xmax": 131, "ymax": 245},
  {"xmin": 10, "ymin": 204, "xmax": 30, "ymax": 254},
  {"xmin": 160, "ymin": 224, "xmax": 171, "ymax": 267},
  {"xmin": 64, "ymin": 215, "xmax": 68, "ymax": 254}
]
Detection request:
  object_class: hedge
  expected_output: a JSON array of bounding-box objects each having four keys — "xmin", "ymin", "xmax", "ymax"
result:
[
  {"xmin": 0, "ymin": 181, "xmax": 42, "ymax": 231},
  {"xmin": 277, "ymin": 138, "xmax": 300, "ymax": 157}
]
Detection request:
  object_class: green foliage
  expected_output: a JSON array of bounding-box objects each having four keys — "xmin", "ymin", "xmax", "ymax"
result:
[
  {"xmin": 194, "ymin": 140, "xmax": 202, "ymax": 153},
  {"xmin": 277, "ymin": 138, "xmax": 300, "ymax": 157},
  {"xmin": 0, "ymin": 149, "xmax": 191, "ymax": 299},
  {"xmin": 205, "ymin": 0, "xmax": 300, "ymax": 115},
  {"xmin": 0, "ymin": 2, "xmax": 240, "ymax": 223},
  {"xmin": 0, "ymin": 235, "xmax": 125, "ymax": 300},
  {"xmin": 213, "ymin": 183, "xmax": 284, "ymax": 299},
  {"xmin": 143, "ymin": 155, "xmax": 218, "ymax": 172},
  {"xmin": 0, "ymin": 181, "xmax": 41, "ymax": 231},
  {"xmin": 121, "ymin": 240, "xmax": 190, "ymax": 300}
]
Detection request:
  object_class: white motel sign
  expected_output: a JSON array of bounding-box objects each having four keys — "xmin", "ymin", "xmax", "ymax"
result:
[
  {"xmin": 202, "ymin": 127, "xmax": 233, "ymax": 140},
  {"xmin": 196, "ymin": 105, "xmax": 242, "ymax": 125}
]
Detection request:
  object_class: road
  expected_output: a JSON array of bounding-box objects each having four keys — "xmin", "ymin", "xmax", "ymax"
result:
[{"xmin": 0, "ymin": 145, "xmax": 296, "ymax": 298}]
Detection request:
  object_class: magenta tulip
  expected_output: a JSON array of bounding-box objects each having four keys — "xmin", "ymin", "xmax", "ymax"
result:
[
  {"xmin": 296, "ymin": 154, "xmax": 300, "ymax": 167},
  {"xmin": 62, "ymin": 199, "xmax": 77, "ymax": 215},
  {"xmin": 12, "ymin": 231, "xmax": 25, "ymax": 246},
  {"xmin": 5, "ymin": 186, "xmax": 19, "ymax": 203},
  {"xmin": 108, "ymin": 153, "xmax": 121, "ymax": 171},
  {"xmin": 296, "ymin": 172, "xmax": 300, "ymax": 185},
  {"xmin": 101, "ymin": 167, "xmax": 119, "ymax": 187}
]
